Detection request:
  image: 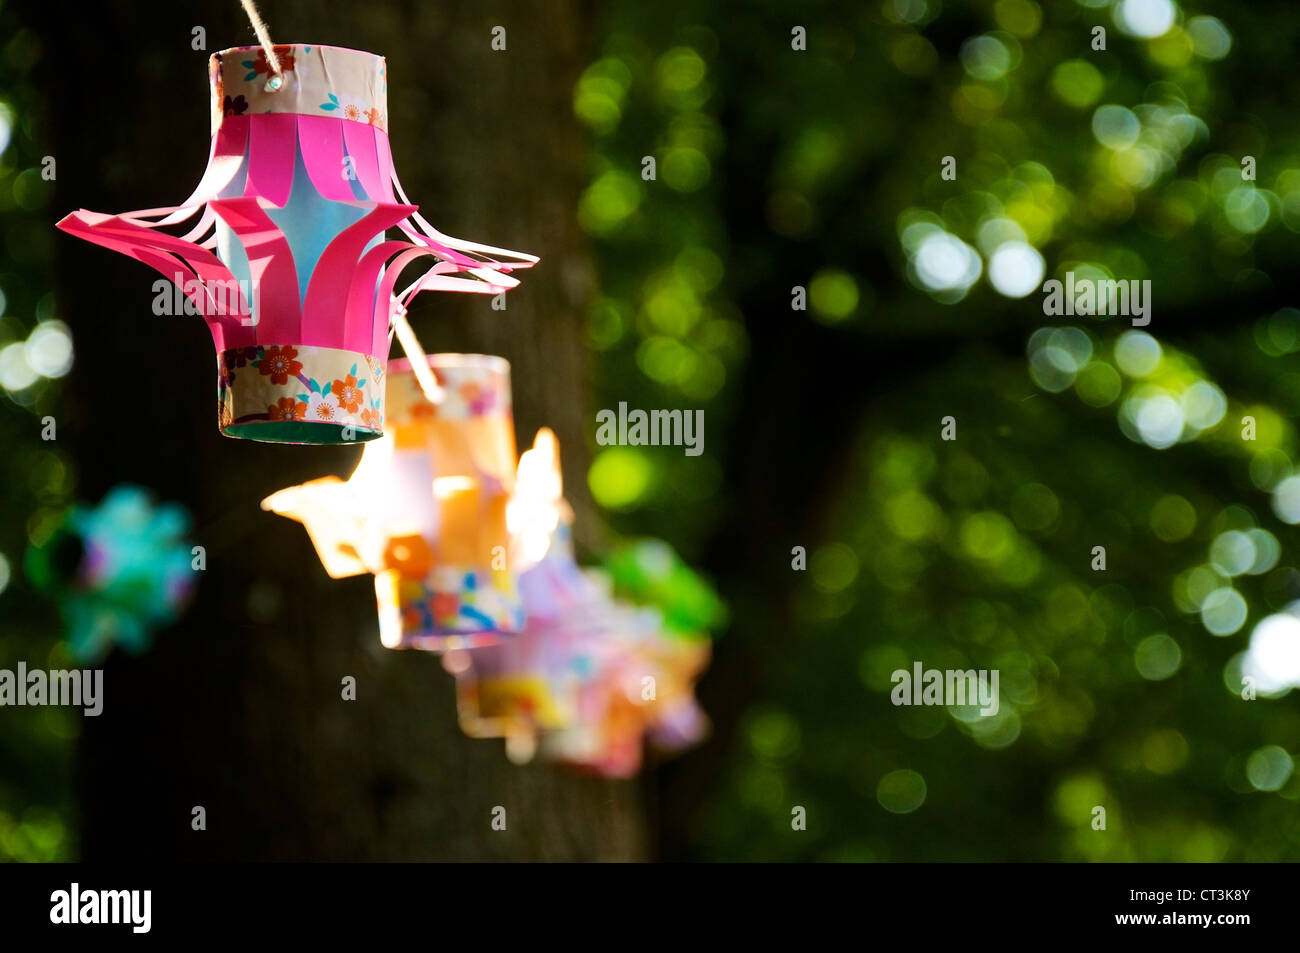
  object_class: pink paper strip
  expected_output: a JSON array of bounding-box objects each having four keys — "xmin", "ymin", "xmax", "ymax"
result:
[
  {"xmin": 369, "ymin": 246, "xmax": 435, "ymax": 360},
  {"xmin": 341, "ymin": 121, "xmax": 387, "ymax": 202},
  {"xmin": 301, "ymin": 203, "xmax": 416, "ymax": 347},
  {"xmin": 347, "ymin": 239, "xmax": 411, "ymax": 355},
  {"xmin": 247, "ymin": 113, "xmax": 298, "ymax": 209},
  {"xmin": 56, "ymin": 212, "xmax": 239, "ymax": 351},
  {"xmin": 296, "ymin": 115, "xmax": 360, "ymax": 202},
  {"xmin": 175, "ymin": 117, "xmax": 250, "ymax": 210},
  {"xmin": 209, "ymin": 198, "xmax": 302, "ymax": 344}
]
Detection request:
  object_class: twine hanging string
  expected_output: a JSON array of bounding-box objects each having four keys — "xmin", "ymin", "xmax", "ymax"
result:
[
  {"xmin": 391, "ymin": 306, "xmax": 445, "ymax": 405},
  {"xmin": 239, "ymin": 0, "xmax": 284, "ymax": 82},
  {"xmin": 237, "ymin": 0, "xmax": 434, "ymax": 406}
]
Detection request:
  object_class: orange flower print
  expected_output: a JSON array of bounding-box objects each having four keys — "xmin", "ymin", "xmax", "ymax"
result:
[
  {"xmin": 269, "ymin": 397, "xmax": 305, "ymax": 421},
  {"xmin": 364, "ymin": 107, "xmax": 384, "ymax": 130},
  {"xmin": 254, "ymin": 46, "xmax": 296, "ymax": 75},
  {"xmin": 332, "ymin": 374, "xmax": 363, "ymax": 413},
  {"xmin": 360, "ymin": 407, "xmax": 381, "ymax": 430},
  {"xmin": 258, "ymin": 346, "xmax": 302, "ymax": 385},
  {"xmin": 342, "ymin": 103, "xmax": 362, "ymax": 122}
]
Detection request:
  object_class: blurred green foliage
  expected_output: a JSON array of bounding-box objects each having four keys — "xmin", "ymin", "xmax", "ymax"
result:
[
  {"xmin": 578, "ymin": 0, "xmax": 1300, "ymax": 860},
  {"xmin": 0, "ymin": 6, "xmax": 76, "ymax": 861}
]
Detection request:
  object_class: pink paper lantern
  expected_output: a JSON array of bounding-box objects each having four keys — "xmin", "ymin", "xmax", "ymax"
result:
[{"xmin": 57, "ymin": 44, "xmax": 535, "ymax": 444}]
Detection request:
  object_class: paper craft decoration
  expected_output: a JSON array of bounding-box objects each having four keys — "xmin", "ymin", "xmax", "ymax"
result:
[
  {"xmin": 450, "ymin": 430, "xmax": 602, "ymax": 754},
  {"xmin": 536, "ymin": 577, "xmax": 713, "ymax": 777},
  {"xmin": 451, "ymin": 430, "xmax": 719, "ymax": 776},
  {"xmin": 532, "ymin": 532, "xmax": 718, "ymax": 775},
  {"xmin": 56, "ymin": 44, "xmax": 535, "ymax": 444},
  {"xmin": 24, "ymin": 485, "xmax": 198, "ymax": 662},
  {"xmin": 262, "ymin": 353, "xmax": 524, "ymax": 648}
]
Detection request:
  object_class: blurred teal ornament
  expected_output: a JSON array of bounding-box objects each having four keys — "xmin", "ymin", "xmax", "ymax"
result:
[
  {"xmin": 602, "ymin": 538, "xmax": 727, "ymax": 638},
  {"xmin": 26, "ymin": 485, "xmax": 198, "ymax": 662}
]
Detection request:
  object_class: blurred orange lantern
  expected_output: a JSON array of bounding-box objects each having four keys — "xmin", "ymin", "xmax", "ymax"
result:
[{"xmin": 263, "ymin": 353, "xmax": 524, "ymax": 648}]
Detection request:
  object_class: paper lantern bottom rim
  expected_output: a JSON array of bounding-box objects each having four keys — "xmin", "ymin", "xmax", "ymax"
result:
[
  {"xmin": 391, "ymin": 631, "xmax": 508, "ymax": 652},
  {"xmin": 218, "ymin": 344, "xmax": 386, "ymax": 445},
  {"xmin": 221, "ymin": 420, "xmax": 384, "ymax": 444}
]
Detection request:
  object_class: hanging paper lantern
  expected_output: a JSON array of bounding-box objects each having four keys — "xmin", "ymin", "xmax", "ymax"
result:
[
  {"xmin": 56, "ymin": 44, "xmax": 535, "ymax": 444},
  {"xmin": 531, "ymin": 601, "xmax": 664, "ymax": 777},
  {"xmin": 536, "ymin": 592, "xmax": 709, "ymax": 778},
  {"xmin": 262, "ymin": 353, "xmax": 524, "ymax": 648},
  {"xmin": 446, "ymin": 619, "xmax": 578, "ymax": 763},
  {"xmin": 601, "ymin": 538, "xmax": 722, "ymax": 754},
  {"xmin": 451, "ymin": 430, "xmax": 719, "ymax": 775},
  {"xmin": 25, "ymin": 485, "xmax": 198, "ymax": 662},
  {"xmin": 449, "ymin": 430, "xmax": 609, "ymax": 757},
  {"xmin": 530, "ymin": 532, "xmax": 718, "ymax": 774}
]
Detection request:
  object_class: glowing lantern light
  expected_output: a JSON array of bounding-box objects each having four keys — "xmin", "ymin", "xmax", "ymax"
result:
[
  {"xmin": 56, "ymin": 44, "xmax": 536, "ymax": 444},
  {"xmin": 262, "ymin": 353, "xmax": 524, "ymax": 648},
  {"xmin": 451, "ymin": 429, "xmax": 607, "ymax": 753}
]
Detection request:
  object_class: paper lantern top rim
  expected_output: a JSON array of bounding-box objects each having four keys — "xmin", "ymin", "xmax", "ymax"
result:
[
  {"xmin": 388, "ymin": 353, "xmax": 512, "ymax": 376},
  {"xmin": 214, "ymin": 43, "xmax": 384, "ymax": 61},
  {"xmin": 209, "ymin": 43, "xmax": 388, "ymax": 133}
]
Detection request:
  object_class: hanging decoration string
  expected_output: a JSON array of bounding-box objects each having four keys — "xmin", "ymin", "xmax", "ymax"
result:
[
  {"xmin": 391, "ymin": 305, "xmax": 445, "ymax": 405},
  {"xmin": 239, "ymin": 0, "xmax": 284, "ymax": 84}
]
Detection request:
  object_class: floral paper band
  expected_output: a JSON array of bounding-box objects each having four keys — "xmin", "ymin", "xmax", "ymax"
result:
[
  {"xmin": 217, "ymin": 344, "xmax": 384, "ymax": 441},
  {"xmin": 210, "ymin": 44, "xmax": 388, "ymax": 133},
  {"xmin": 376, "ymin": 566, "xmax": 525, "ymax": 649},
  {"xmin": 386, "ymin": 354, "xmax": 513, "ymax": 426}
]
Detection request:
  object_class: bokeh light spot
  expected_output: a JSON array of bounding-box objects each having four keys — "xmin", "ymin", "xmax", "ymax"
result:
[
  {"xmin": 877, "ymin": 769, "xmax": 927, "ymax": 814},
  {"xmin": 1200, "ymin": 587, "xmax": 1248, "ymax": 636},
  {"xmin": 809, "ymin": 269, "xmax": 860, "ymax": 323},
  {"xmin": 1092, "ymin": 104, "xmax": 1141, "ymax": 150},
  {"xmin": 1135, "ymin": 633, "xmax": 1182, "ymax": 680},
  {"xmin": 1115, "ymin": 0, "xmax": 1176, "ymax": 39},
  {"xmin": 587, "ymin": 448, "xmax": 654, "ymax": 509},
  {"xmin": 1246, "ymin": 745, "xmax": 1294, "ymax": 792},
  {"xmin": 811, "ymin": 542, "xmax": 860, "ymax": 593},
  {"xmin": 1150, "ymin": 495, "xmax": 1196, "ymax": 541},
  {"xmin": 988, "ymin": 241, "xmax": 1045, "ymax": 298},
  {"xmin": 1050, "ymin": 59, "xmax": 1104, "ymax": 108}
]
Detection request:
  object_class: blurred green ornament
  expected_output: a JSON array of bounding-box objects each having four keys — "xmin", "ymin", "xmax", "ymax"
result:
[
  {"xmin": 602, "ymin": 538, "xmax": 726, "ymax": 638},
  {"xmin": 26, "ymin": 484, "xmax": 198, "ymax": 662}
]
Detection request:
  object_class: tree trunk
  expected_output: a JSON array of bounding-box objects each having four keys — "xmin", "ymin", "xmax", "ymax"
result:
[{"xmin": 37, "ymin": 0, "xmax": 644, "ymax": 861}]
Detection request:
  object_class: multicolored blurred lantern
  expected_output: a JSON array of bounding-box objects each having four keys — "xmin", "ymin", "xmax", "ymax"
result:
[
  {"xmin": 56, "ymin": 44, "xmax": 535, "ymax": 444},
  {"xmin": 25, "ymin": 485, "xmax": 198, "ymax": 662},
  {"xmin": 535, "ymin": 590, "xmax": 712, "ymax": 778},
  {"xmin": 262, "ymin": 353, "xmax": 524, "ymax": 648},
  {"xmin": 451, "ymin": 430, "xmax": 720, "ymax": 775},
  {"xmin": 602, "ymin": 538, "xmax": 721, "ymax": 753},
  {"xmin": 536, "ymin": 533, "xmax": 719, "ymax": 775},
  {"xmin": 449, "ymin": 429, "xmax": 602, "ymax": 757}
]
